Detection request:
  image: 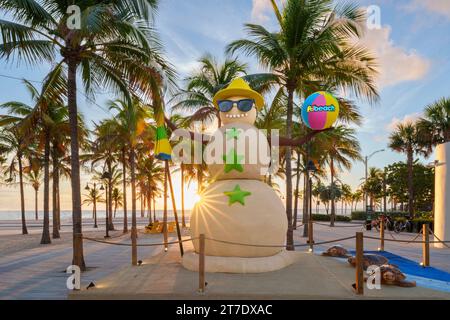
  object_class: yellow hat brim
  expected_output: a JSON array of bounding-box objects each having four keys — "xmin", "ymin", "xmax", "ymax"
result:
[{"xmin": 213, "ymin": 87, "xmax": 264, "ymax": 110}]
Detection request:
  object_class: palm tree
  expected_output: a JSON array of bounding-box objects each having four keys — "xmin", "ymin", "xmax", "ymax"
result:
[
  {"xmin": 112, "ymin": 188, "xmax": 124, "ymax": 218},
  {"xmin": 171, "ymin": 54, "xmax": 247, "ymax": 126},
  {"xmin": 362, "ymin": 167, "xmax": 383, "ymax": 211},
  {"xmin": 318, "ymin": 126, "xmax": 361, "ymax": 225},
  {"xmin": 137, "ymin": 154, "xmax": 164, "ymax": 224},
  {"xmin": 352, "ymin": 189, "xmax": 363, "ymax": 211},
  {"xmin": 340, "ymin": 183, "xmax": 352, "ymax": 215},
  {"xmin": 0, "ymin": 128, "xmax": 29, "ymax": 234},
  {"xmin": 25, "ymin": 157, "xmax": 42, "ymax": 221},
  {"xmin": 389, "ymin": 123, "xmax": 427, "ymax": 218},
  {"xmin": 83, "ymin": 184, "xmax": 103, "ymax": 228},
  {"xmin": 107, "ymin": 97, "xmax": 153, "ymax": 235},
  {"xmin": 417, "ymin": 97, "xmax": 450, "ymax": 152},
  {"xmin": 0, "ymin": 0, "xmax": 173, "ymax": 269},
  {"xmin": 227, "ymin": 0, "xmax": 378, "ymax": 248}
]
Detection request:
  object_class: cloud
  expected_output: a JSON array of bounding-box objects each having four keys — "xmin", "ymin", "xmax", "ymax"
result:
[
  {"xmin": 386, "ymin": 112, "xmax": 422, "ymax": 132},
  {"xmin": 251, "ymin": 0, "xmax": 286, "ymax": 23},
  {"xmin": 409, "ymin": 0, "xmax": 450, "ymax": 19},
  {"xmin": 360, "ymin": 25, "xmax": 431, "ymax": 87},
  {"xmin": 251, "ymin": 0, "xmax": 273, "ymax": 23}
]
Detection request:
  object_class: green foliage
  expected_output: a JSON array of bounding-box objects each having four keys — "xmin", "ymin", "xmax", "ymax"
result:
[
  {"xmin": 385, "ymin": 161, "xmax": 434, "ymax": 211},
  {"xmin": 312, "ymin": 213, "xmax": 351, "ymax": 222}
]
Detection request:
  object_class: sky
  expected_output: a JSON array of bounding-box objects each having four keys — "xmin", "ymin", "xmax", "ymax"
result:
[{"xmin": 1, "ymin": 0, "xmax": 450, "ymax": 211}]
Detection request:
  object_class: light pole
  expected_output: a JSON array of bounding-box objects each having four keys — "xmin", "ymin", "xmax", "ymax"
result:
[
  {"xmin": 100, "ymin": 171, "xmax": 111, "ymax": 238},
  {"xmin": 99, "ymin": 184, "xmax": 109, "ymax": 238},
  {"xmin": 306, "ymin": 159, "xmax": 317, "ymax": 248},
  {"xmin": 364, "ymin": 149, "xmax": 385, "ymax": 215},
  {"xmin": 85, "ymin": 182, "xmax": 99, "ymax": 228}
]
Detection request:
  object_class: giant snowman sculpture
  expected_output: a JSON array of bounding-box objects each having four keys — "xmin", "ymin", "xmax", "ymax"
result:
[{"xmin": 182, "ymin": 78, "xmax": 295, "ymax": 273}]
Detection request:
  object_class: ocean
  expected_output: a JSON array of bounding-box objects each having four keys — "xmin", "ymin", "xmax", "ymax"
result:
[{"xmin": 0, "ymin": 208, "xmax": 353, "ymax": 221}]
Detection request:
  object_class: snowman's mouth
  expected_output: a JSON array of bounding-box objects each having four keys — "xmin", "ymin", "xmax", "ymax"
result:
[{"xmin": 225, "ymin": 113, "xmax": 248, "ymax": 119}]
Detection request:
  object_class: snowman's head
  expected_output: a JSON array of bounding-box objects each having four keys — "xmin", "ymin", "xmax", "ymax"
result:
[
  {"xmin": 218, "ymin": 95, "xmax": 257, "ymax": 125},
  {"xmin": 213, "ymin": 78, "xmax": 264, "ymax": 126}
]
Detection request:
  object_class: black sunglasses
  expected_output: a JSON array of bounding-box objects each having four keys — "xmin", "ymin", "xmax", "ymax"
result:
[{"xmin": 217, "ymin": 99, "xmax": 255, "ymax": 113}]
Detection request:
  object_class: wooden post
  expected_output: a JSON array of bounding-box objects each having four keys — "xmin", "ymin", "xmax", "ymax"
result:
[
  {"xmin": 380, "ymin": 217, "xmax": 385, "ymax": 251},
  {"xmin": 308, "ymin": 219, "xmax": 314, "ymax": 251},
  {"xmin": 131, "ymin": 227, "xmax": 137, "ymax": 266},
  {"xmin": 163, "ymin": 163, "xmax": 168, "ymax": 251},
  {"xmin": 166, "ymin": 160, "xmax": 184, "ymax": 256},
  {"xmin": 73, "ymin": 233, "xmax": 85, "ymax": 271},
  {"xmin": 422, "ymin": 224, "xmax": 430, "ymax": 267},
  {"xmin": 355, "ymin": 232, "xmax": 364, "ymax": 295},
  {"xmin": 198, "ymin": 234, "xmax": 205, "ymax": 294}
]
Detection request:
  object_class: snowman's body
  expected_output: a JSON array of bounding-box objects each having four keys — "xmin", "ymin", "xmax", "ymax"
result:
[{"xmin": 190, "ymin": 122, "xmax": 287, "ymax": 257}]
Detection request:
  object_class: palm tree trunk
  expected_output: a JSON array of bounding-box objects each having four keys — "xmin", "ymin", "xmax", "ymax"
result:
[
  {"xmin": 330, "ymin": 158, "xmax": 336, "ymax": 227},
  {"xmin": 148, "ymin": 189, "xmax": 152, "ymax": 224},
  {"xmin": 107, "ymin": 161, "xmax": 114, "ymax": 230},
  {"xmin": 302, "ymin": 171, "xmax": 309, "ymax": 237},
  {"xmin": 18, "ymin": 153, "xmax": 28, "ymax": 235},
  {"xmin": 41, "ymin": 134, "xmax": 51, "ymax": 244},
  {"xmin": 93, "ymin": 197, "xmax": 98, "ymax": 228},
  {"xmin": 285, "ymin": 86, "xmax": 294, "ymax": 250},
  {"xmin": 122, "ymin": 149, "xmax": 128, "ymax": 233},
  {"xmin": 153, "ymin": 197, "xmax": 156, "ymax": 222},
  {"xmin": 130, "ymin": 147, "xmax": 137, "ymax": 244},
  {"xmin": 140, "ymin": 190, "xmax": 144, "ymax": 218},
  {"xmin": 34, "ymin": 188, "xmax": 38, "ymax": 220},
  {"xmin": 181, "ymin": 166, "xmax": 186, "ymax": 227},
  {"xmin": 407, "ymin": 148, "xmax": 415, "ymax": 218},
  {"xmin": 67, "ymin": 59, "xmax": 85, "ymax": 270},
  {"xmin": 57, "ymin": 185, "xmax": 61, "ymax": 230},
  {"xmin": 105, "ymin": 185, "xmax": 109, "ymax": 227},
  {"xmin": 51, "ymin": 145, "xmax": 60, "ymax": 239},
  {"xmin": 293, "ymin": 151, "xmax": 301, "ymax": 230}
]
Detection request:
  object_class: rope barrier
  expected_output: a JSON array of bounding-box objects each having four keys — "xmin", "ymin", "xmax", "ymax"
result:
[
  {"xmin": 83, "ymin": 231, "xmax": 130, "ymax": 241},
  {"xmin": 313, "ymin": 221, "xmax": 364, "ymax": 228},
  {"xmin": 404, "ymin": 231, "xmax": 422, "ymax": 244},
  {"xmin": 82, "ymin": 236, "xmax": 197, "ymax": 247},
  {"xmin": 204, "ymin": 235, "xmax": 357, "ymax": 248},
  {"xmin": 83, "ymin": 234, "xmax": 357, "ymax": 249},
  {"xmin": 363, "ymin": 235, "xmax": 450, "ymax": 244},
  {"xmin": 428, "ymin": 227, "xmax": 450, "ymax": 248}
]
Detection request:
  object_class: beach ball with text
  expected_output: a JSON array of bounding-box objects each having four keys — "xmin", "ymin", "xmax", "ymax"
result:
[{"xmin": 301, "ymin": 92, "xmax": 339, "ymax": 130}]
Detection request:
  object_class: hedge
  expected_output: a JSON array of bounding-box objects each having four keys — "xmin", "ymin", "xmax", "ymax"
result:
[
  {"xmin": 311, "ymin": 213, "xmax": 351, "ymax": 222},
  {"xmin": 353, "ymin": 211, "xmax": 434, "ymax": 232},
  {"xmin": 351, "ymin": 211, "xmax": 433, "ymax": 221}
]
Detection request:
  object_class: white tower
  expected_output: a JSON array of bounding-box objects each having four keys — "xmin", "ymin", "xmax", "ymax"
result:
[{"xmin": 434, "ymin": 142, "xmax": 450, "ymax": 248}]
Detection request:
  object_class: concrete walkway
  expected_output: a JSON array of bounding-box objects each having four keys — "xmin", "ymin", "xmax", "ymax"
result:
[
  {"xmin": 1, "ymin": 219, "xmax": 449, "ymax": 299},
  {"xmin": 69, "ymin": 243, "xmax": 450, "ymax": 300}
]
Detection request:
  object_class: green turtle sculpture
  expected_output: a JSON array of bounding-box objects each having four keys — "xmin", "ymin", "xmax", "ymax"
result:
[
  {"xmin": 321, "ymin": 245, "xmax": 350, "ymax": 257},
  {"xmin": 347, "ymin": 254, "xmax": 389, "ymax": 270},
  {"xmin": 377, "ymin": 264, "xmax": 416, "ymax": 287}
]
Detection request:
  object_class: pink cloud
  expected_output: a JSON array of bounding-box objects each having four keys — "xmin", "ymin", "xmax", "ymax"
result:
[
  {"xmin": 360, "ymin": 26, "xmax": 430, "ymax": 88},
  {"xmin": 410, "ymin": 0, "xmax": 450, "ymax": 19}
]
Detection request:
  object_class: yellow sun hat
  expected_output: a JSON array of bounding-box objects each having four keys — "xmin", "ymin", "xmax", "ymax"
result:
[{"xmin": 213, "ymin": 78, "xmax": 264, "ymax": 110}]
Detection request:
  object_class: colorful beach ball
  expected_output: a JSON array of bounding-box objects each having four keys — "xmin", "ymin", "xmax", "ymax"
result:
[{"xmin": 301, "ymin": 92, "xmax": 339, "ymax": 130}]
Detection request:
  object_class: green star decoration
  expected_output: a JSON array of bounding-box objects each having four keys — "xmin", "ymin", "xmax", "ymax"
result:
[
  {"xmin": 226, "ymin": 127, "xmax": 241, "ymax": 140},
  {"xmin": 224, "ymin": 185, "xmax": 252, "ymax": 206},
  {"xmin": 222, "ymin": 148, "xmax": 244, "ymax": 173}
]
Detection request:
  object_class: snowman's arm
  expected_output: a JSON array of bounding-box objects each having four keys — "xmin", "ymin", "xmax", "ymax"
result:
[
  {"xmin": 276, "ymin": 129, "xmax": 330, "ymax": 146},
  {"xmin": 165, "ymin": 116, "xmax": 211, "ymax": 143}
]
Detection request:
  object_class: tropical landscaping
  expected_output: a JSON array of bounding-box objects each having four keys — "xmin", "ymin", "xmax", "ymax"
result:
[{"xmin": 0, "ymin": 0, "xmax": 449, "ymax": 273}]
